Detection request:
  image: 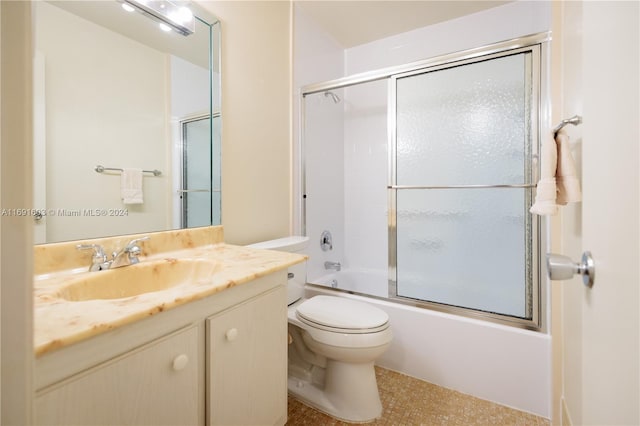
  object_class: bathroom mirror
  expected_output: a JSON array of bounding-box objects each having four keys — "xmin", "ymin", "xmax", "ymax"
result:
[{"xmin": 33, "ymin": 0, "xmax": 221, "ymax": 244}]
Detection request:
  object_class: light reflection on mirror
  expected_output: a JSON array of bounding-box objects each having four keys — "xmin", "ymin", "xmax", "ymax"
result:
[{"xmin": 33, "ymin": 0, "xmax": 221, "ymax": 244}]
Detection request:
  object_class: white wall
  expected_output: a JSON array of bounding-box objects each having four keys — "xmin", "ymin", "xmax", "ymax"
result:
[
  {"xmin": 342, "ymin": 80, "xmax": 388, "ymax": 290},
  {"xmin": 35, "ymin": 2, "xmax": 170, "ymax": 242},
  {"xmin": 200, "ymin": 1, "xmax": 291, "ymax": 245},
  {"xmin": 302, "ymin": 91, "xmax": 345, "ymax": 281},
  {"xmin": 293, "ymin": 4, "xmax": 345, "ymax": 278},
  {"xmin": 345, "ymin": 1, "xmax": 551, "ymax": 75},
  {"xmin": 170, "ymin": 56, "xmax": 210, "ymax": 119},
  {"xmin": 292, "ymin": 4, "xmax": 344, "ymax": 93}
]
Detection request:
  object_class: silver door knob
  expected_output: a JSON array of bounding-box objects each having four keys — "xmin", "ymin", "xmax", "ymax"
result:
[{"xmin": 547, "ymin": 251, "xmax": 595, "ymax": 288}]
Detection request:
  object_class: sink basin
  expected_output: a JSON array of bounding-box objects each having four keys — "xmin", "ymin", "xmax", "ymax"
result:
[{"xmin": 57, "ymin": 258, "xmax": 218, "ymax": 301}]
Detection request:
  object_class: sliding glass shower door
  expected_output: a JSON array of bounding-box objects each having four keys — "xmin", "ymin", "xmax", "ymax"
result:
[{"xmin": 391, "ymin": 50, "xmax": 539, "ymax": 320}]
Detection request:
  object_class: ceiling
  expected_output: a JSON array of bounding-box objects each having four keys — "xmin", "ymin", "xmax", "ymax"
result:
[{"xmin": 296, "ymin": 1, "xmax": 511, "ymax": 48}]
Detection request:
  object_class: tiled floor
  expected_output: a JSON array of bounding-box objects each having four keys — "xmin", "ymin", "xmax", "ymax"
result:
[{"xmin": 286, "ymin": 367, "xmax": 550, "ymax": 426}]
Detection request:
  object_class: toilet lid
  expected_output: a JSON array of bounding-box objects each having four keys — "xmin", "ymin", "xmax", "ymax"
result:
[{"xmin": 296, "ymin": 296, "xmax": 389, "ymax": 331}]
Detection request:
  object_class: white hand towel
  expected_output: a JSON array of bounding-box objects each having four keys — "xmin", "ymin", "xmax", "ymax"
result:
[
  {"xmin": 121, "ymin": 168, "xmax": 143, "ymax": 204},
  {"xmin": 530, "ymin": 131, "xmax": 559, "ymax": 215},
  {"xmin": 530, "ymin": 129, "xmax": 581, "ymax": 215},
  {"xmin": 556, "ymin": 130, "xmax": 582, "ymax": 204}
]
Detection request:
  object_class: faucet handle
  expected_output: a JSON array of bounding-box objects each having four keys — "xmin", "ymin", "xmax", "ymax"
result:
[
  {"xmin": 76, "ymin": 244, "xmax": 107, "ymax": 260},
  {"xmin": 124, "ymin": 236, "xmax": 150, "ymax": 265},
  {"xmin": 76, "ymin": 244, "xmax": 109, "ymax": 271},
  {"xmin": 125, "ymin": 236, "xmax": 150, "ymax": 251}
]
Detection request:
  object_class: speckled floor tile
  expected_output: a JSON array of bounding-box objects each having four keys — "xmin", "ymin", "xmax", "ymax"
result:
[{"xmin": 286, "ymin": 367, "xmax": 550, "ymax": 426}]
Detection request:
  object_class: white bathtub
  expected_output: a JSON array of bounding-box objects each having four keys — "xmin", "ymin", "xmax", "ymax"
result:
[{"xmin": 306, "ymin": 271, "xmax": 551, "ymax": 419}]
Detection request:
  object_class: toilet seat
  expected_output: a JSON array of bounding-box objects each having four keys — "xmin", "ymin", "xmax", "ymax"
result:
[{"xmin": 296, "ymin": 295, "xmax": 389, "ymax": 332}]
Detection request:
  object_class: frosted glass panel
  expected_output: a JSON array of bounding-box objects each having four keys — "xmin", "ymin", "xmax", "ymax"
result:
[
  {"xmin": 212, "ymin": 115, "xmax": 221, "ymax": 225},
  {"xmin": 396, "ymin": 189, "xmax": 531, "ymax": 318},
  {"xmin": 185, "ymin": 192, "xmax": 211, "ymax": 226},
  {"xmin": 396, "ymin": 53, "xmax": 531, "ymax": 186},
  {"xmin": 183, "ymin": 117, "xmax": 212, "ymax": 228},
  {"xmin": 393, "ymin": 52, "xmax": 535, "ymax": 320}
]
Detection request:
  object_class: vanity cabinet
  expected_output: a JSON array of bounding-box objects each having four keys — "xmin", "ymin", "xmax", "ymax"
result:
[
  {"xmin": 207, "ymin": 285, "xmax": 287, "ymax": 425},
  {"xmin": 35, "ymin": 325, "xmax": 202, "ymax": 426},
  {"xmin": 35, "ymin": 271, "xmax": 289, "ymax": 426}
]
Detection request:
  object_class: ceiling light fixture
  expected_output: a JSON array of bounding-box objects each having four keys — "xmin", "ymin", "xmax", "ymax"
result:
[{"xmin": 120, "ymin": 0, "xmax": 195, "ymax": 36}]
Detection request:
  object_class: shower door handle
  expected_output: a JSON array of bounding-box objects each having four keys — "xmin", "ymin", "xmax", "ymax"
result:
[{"xmin": 547, "ymin": 252, "xmax": 595, "ymax": 287}]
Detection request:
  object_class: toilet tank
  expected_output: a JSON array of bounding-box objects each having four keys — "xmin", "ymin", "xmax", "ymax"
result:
[{"xmin": 246, "ymin": 236, "xmax": 309, "ymax": 305}]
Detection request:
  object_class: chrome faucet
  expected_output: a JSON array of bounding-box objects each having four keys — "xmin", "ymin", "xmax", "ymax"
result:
[
  {"xmin": 324, "ymin": 261, "xmax": 341, "ymax": 272},
  {"xmin": 76, "ymin": 244, "xmax": 111, "ymax": 272},
  {"xmin": 77, "ymin": 236, "xmax": 150, "ymax": 271},
  {"xmin": 111, "ymin": 237, "xmax": 150, "ymax": 269}
]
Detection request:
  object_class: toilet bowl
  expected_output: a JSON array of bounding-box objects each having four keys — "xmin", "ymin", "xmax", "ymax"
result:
[
  {"xmin": 247, "ymin": 237, "xmax": 392, "ymax": 423},
  {"xmin": 288, "ymin": 295, "xmax": 392, "ymax": 422}
]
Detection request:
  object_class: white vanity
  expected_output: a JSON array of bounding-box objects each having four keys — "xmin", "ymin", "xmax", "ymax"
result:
[{"xmin": 33, "ymin": 226, "xmax": 305, "ymax": 425}]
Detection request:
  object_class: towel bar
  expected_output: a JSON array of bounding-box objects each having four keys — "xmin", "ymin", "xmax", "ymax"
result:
[{"xmin": 95, "ymin": 165, "xmax": 161, "ymax": 176}]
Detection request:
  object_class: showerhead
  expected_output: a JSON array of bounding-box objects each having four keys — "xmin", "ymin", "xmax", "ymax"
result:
[{"xmin": 324, "ymin": 91, "xmax": 341, "ymax": 104}]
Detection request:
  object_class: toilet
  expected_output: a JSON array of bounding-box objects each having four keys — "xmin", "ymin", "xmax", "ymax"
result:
[{"xmin": 247, "ymin": 236, "xmax": 392, "ymax": 423}]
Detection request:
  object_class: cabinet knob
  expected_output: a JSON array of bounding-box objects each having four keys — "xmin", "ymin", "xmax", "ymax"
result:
[
  {"xmin": 225, "ymin": 328, "xmax": 238, "ymax": 341},
  {"xmin": 172, "ymin": 354, "xmax": 189, "ymax": 371}
]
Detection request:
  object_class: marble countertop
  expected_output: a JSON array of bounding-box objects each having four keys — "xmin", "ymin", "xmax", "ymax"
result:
[{"xmin": 34, "ymin": 242, "xmax": 306, "ymax": 357}]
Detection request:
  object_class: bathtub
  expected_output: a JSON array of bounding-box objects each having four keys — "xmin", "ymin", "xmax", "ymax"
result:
[{"xmin": 306, "ymin": 270, "xmax": 551, "ymax": 418}]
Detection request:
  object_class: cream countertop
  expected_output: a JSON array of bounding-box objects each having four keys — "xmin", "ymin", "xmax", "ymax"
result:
[{"xmin": 34, "ymin": 227, "xmax": 306, "ymax": 357}]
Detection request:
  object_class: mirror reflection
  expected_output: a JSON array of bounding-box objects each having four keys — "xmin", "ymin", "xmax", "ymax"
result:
[{"xmin": 33, "ymin": 0, "xmax": 221, "ymax": 244}]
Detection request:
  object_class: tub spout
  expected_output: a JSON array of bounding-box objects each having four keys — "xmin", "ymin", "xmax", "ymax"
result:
[{"xmin": 324, "ymin": 261, "xmax": 341, "ymax": 272}]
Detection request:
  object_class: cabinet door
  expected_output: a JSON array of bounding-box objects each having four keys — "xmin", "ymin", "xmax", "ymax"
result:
[
  {"xmin": 207, "ymin": 286, "xmax": 287, "ymax": 425},
  {"xmin": 35, "ymin": 325, "xmax": 202, "ymax": 426}
]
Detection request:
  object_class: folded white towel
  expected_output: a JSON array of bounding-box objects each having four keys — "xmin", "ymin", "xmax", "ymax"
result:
[
  {"xmin": 121, "ymin": 168, "xmax": 143, "ymax": 204},
  {"xmin": 530, "ymin": 129, "xmax": 581, "ymax": 215}
]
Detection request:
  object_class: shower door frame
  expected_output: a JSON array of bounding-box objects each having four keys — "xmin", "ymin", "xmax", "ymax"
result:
[
  {"xmin": 388, "ymin": 46, "xmax": 543, "ymax": 330},
  {"xmin": 299, "ymin": 32, "xmax": 551, "ymax": 331},
  {"xmin": 178, "ymin": 112, "xmax": 220, "ymax": 228}
]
